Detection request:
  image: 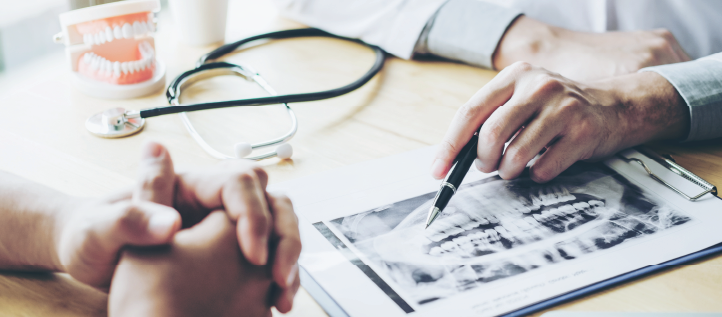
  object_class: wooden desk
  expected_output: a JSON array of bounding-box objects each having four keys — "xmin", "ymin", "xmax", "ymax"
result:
[{"xmin": 0, "ymin": 1, "xmax": 720, "ymax": 316}]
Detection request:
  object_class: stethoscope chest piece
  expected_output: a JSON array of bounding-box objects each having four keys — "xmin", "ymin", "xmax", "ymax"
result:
[{"xmin": 85, "ymin": 107, "xmax": 145, "ymax": 138}]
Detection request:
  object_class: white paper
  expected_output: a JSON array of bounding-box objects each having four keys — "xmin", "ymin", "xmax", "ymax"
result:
[{"xmin": 271, "ymin": 147, "xmax": 722, "ymax": 317}]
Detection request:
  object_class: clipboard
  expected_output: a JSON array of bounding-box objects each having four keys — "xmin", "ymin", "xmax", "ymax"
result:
[{"xmin": 298, "ymin": 147, "xmax": 720, "ymax": 317}]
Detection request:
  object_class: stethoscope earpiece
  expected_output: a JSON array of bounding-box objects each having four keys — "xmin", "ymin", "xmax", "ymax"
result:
[
  {"xmin": 234, "ymin": 142, "xmax": 253, "ymax": 158},
  {"xmin": 234, "ymin": 141, "xmax": 293, "ymax": 160},
  {"xmin": 275, "ymin": 143, "xmax": 293, "ymax": 160}
]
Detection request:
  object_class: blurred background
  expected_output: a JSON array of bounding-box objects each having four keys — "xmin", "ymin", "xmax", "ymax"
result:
[{"xmin": 0, "ymin": 0, "xmax": 166, "ymax": 74}]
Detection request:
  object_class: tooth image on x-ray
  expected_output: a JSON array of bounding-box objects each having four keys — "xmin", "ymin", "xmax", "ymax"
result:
[{"xmin": 326, "ymin": 162, "xmax": 691, "ymax": 305}]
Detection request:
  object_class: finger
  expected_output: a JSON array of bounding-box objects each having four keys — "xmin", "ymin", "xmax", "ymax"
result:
[
  {"xmin": 222, "ymin": 171, "xmax": 272, "ymax": 266},
  {"xmin": 529, "ymin": 136, "xmax": 589, "ymax": 183},
  {"xmin": 173, "ymin": 160, "xmax": 269, "ymax": 227},
  {"xmin": 496, "ymin": 111, "xmax": 565, "ymax": 179},
  {"xmin": 274, "ymin": 266, "xmax": 300, "ymax": 314},
  {"xmin": 172, "ymin": 160, "xmax": 272, "ymax": 262},
  {"xmin": 217, "ymin": 160, "xmax": 269, "ymax": 190},
  {"xmin": 133, "ymin": 141, "xmax": 176, "ymax": 206},
  {"xmin": 252, "ymin": 163, "xmax": 269, "ymax": 190},
  {"xmin": 671, "ymin": 41, "xmax": 691, "ymax": 62},
  {"xmin": 105, "ymin": 187, "xmax": 133, "ymax": 203},
  {"xmin": 655, "ymin": 29, "xmax": 691, "ymax": 62},
  {"xmin": 267, "ymin": 194, "xmax": 301, "ymax": 288},
  {"xmin": 475, "ymin": 95, "xmax": 540, "ymax": 173},
  {"xmin": 175, "ymin": 209, "xmax": 234, "ymax": 244},
  {"xmin": 431, "ymin": 62, "xmax": 531, "ymax": 179}
]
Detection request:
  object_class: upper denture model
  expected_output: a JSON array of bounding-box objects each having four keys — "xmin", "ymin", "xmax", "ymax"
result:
[{"xmin": 56, "ymin": 0, "xmax": 165, "ymax": 99}]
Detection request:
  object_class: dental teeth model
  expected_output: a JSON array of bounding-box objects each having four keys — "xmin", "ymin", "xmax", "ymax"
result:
[
  {"xmin": 55, "ymin": 0, "xmax": 165, "ymax": 99},
  {"xmin": 81, "ymin": 20, "xmax": 155, "ymax": 46}
]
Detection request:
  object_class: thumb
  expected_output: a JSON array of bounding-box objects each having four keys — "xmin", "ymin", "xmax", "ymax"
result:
[
  {"xmin": 134, "ymin": 141, "xmax": 176, "ymax": 206},
  {"xmin": 106, "ymin": 201, "xmax": 182, "ymax": 247},
  {"xmin": 62, "ymin": 200, "xmax": 181, "ymax": 287}
]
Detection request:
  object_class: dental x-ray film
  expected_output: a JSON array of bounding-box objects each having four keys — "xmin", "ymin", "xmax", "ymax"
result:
[
  {"xmin": 280, "ymin": 147, "xmax": 722, "ymax": 317},
  {"xmin": 323, "ymin": 163, "xmax": 689, "ymax": 306}
]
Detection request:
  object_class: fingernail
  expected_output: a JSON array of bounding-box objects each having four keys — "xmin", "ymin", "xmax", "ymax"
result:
[
  {"xmin": 141, "ymin": 141, "xmax": 165, "ymax": 160},
  {"xmin": 474, "ymin": 158, "xmax": 484, "ymax": 171},
  {"xmin": 430, "ymin": 159, "xmax": 444, "ymax": 179},
  {"xmin": 286, "ymin": 263, "xmax": 298, "ymax": 287},
  {"xmin": 148, "ymin": 212, "xmax": 178, "ymax": 240}
]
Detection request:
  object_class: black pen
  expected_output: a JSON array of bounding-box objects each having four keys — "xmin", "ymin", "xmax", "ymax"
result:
[{"xmin": 425, "ymin": 131, "xmax": 479, "ymax": 229}]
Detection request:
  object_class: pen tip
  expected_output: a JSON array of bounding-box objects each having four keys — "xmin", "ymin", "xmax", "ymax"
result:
[{"xmin": 424, "ymin": 206, "xmax": 440, "ymax": 230}]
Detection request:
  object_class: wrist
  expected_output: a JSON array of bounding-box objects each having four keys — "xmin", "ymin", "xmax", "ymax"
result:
[
  {"xmin": 53, "ymin": 196, "xmax": 90, "ymax": 272},
  {"xmin": 0, "ymin": 173, "xmax": 88, "ymax": 272},
  {"xmin": 602, "ymin": 72, "xmax": 689, "ymax": 145}
]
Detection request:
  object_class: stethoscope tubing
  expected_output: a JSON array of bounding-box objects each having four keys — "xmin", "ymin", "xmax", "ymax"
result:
[
  {"xmin": 165, "ymin": 61, "xmax": 299, "ymax": 160},
  {"xmin": 141, "ymin": 28, "xmax": 386, "ymax": 119}
]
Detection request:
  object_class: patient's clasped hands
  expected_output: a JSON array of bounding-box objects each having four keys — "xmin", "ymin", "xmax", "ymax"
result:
[{"xmin": 56, "ymin": 142, "xmax": 301, "ymax": 316}]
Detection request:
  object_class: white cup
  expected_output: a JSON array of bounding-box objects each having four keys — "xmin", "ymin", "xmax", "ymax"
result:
[{"xmin": 168, "ymin": 0, "xmax": 229, "ymax": 46}]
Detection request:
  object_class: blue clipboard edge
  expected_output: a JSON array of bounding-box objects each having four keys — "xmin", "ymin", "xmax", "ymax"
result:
[
  {"xmin": 301, "ymin": 242, "xmax": 722, "ymax": 317},
  {"xmin": 504, "ymin": 241, "xmax": 722, "ymax": 317}
]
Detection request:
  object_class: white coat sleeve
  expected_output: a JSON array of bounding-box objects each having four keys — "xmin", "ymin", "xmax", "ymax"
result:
[
  {"xmin": 271, "ymin": 0, "xmax": 449, "ymax": 59},
  {"xmin": 641, "ymin": 53, "xmax": 722, "ymax": 141},
  {"xmin": 415, "ymin": 0, "xmax": 522, "ymax": 69}
]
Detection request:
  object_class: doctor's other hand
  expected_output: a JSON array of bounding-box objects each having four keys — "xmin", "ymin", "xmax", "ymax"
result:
[
  {"xmin": 493, "ymin": 16, "xmax": 690, "ymax": 81},
  {"xmin": 108, "ymin": 210, "xmax": 274, "ymax": 317},
  {"xmin": 431, "ymin": 62, "xmax": 689, "ymax": 183}
]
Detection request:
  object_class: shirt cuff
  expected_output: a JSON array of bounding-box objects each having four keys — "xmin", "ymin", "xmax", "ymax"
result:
[
  {"xmin": 640, "ymin": 54, "xmax": 722, "ymax": 142},
  {"xmin": 415, "ymin": 0, "xmax": 522, "ymax": 69}
]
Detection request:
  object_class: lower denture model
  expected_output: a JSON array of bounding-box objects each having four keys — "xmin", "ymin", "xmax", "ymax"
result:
[
  {"xmin": 55, "ymin": 0, "xmax": 165, "ymax": 99},
  {"xmin": 77, "ymin": 40, "xmax": 156, "ymax": 85}
]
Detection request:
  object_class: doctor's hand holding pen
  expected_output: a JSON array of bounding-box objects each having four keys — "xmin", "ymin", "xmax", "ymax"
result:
[
  {"xmin": 0, "ymin": 141, "xmax": 301, "ymax": 316},
  {"xmin": 431, "ymin": 61, "xmax": 690, "ymax": 183}
]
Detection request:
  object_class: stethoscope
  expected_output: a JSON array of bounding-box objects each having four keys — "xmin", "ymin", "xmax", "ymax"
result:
[{"xmin": 86, "ymin": 28, "xmax": 385, "ymax": 160}]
